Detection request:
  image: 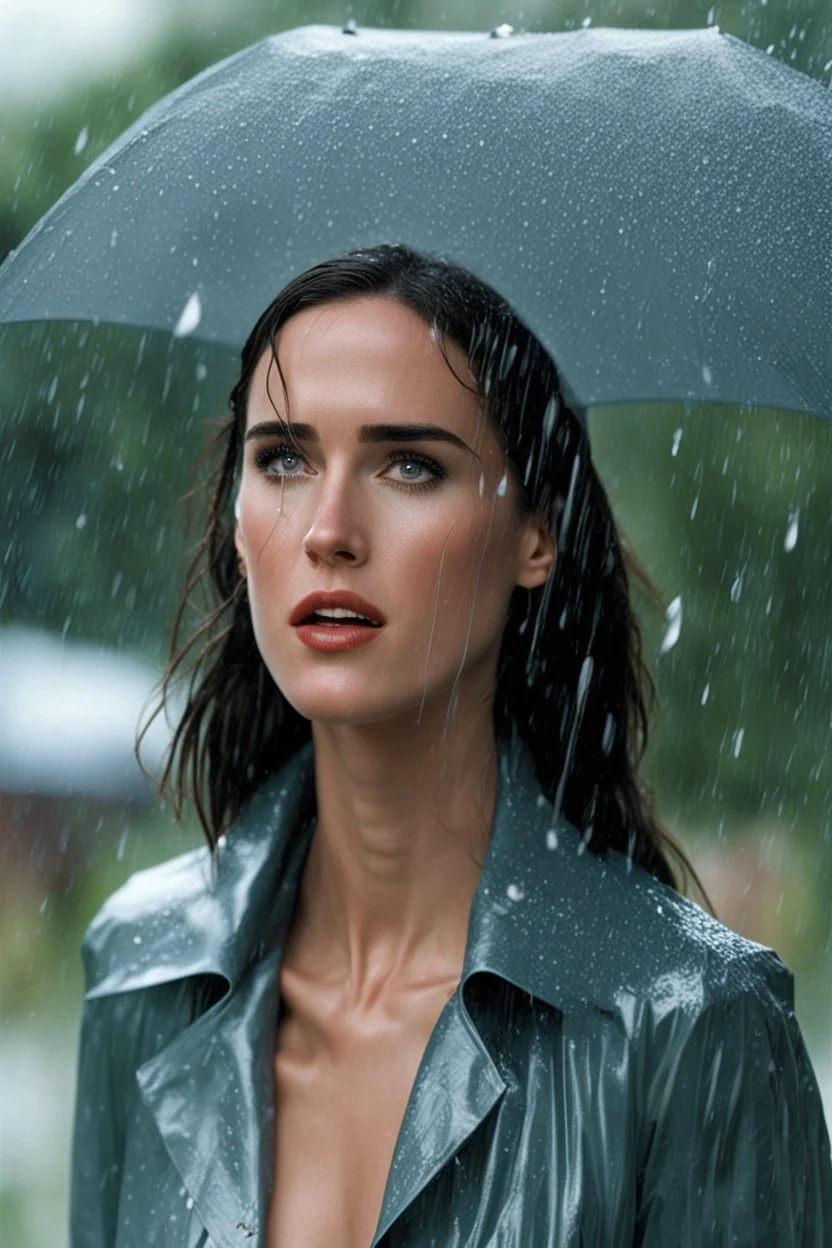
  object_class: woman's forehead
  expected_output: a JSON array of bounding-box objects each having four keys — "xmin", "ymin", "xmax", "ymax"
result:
[{"xmin": 246, "ymin": 295, "xmax": 485, "ymax": 434}]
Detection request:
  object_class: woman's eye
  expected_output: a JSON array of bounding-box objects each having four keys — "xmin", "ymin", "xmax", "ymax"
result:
[
  {"xmin": 386, "ymin": 453, "xmax": 446, "ymax": 488},
  {"xmin": 390, "ymin": 459, "xmax": 430, "ymax": 482},
  {"xmin": 255, "ymin": 445, "xmax": 306, "ymax": 477}
]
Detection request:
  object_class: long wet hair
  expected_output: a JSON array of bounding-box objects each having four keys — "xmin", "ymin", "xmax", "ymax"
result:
[{"xmin": 150, "ymin": 243, "xmax": 701, "ymax": 893}]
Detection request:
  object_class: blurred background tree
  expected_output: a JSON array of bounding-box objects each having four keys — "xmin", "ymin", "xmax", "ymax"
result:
[{"xmin": 1, "ymin": 2, "xmax": 830, "ymax": 1244}]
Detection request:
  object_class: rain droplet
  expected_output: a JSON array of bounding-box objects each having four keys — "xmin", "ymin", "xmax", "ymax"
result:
[
  {"xmin": 75, "ymin": 513, "xmax": 87, "ymax": 530},
  {"xmin": 601, "ymin": 713, "xmax": 615, "ymax": 754},
  {"xmin": 581, "ymin": 16, "xmax": 592, "ymax": 28},
  {"xmin": 661, "ymin": 596, "xmax": 682, "ymax": 653},
  {"xmin": 195, "ymin": 362, "xmax": 208, "ymax": 382},
  {"xmin": 671, "ymin": 427, "xmax": 682, "ymax": 457},
  {"xmin": 701, "ymin": 682, "xmax": 710, "ymax": 705},
  {"xmin": 173, "ymin": 292, "xmax": 202, "ymax": 338},
  {"xmin": 733, "ymin": 728, "xmax": 745, "ymax": 758},
  {"xmin": 133, "ymin": 935, "xmax": 142, "ymax": 946},
  {"xmin": 702, "ymin": 363, "xmax": 713, "ymax": 386},
  {"xmin": 506, "ymin": 883, "xmax": 525, "ymax": 901},
  {"xmin": 73, "ymin": 126, "xmax": 89, "ymax": 155},
  {"xmin": 110, "ymin": 228, "xmax": 118, "ymax": 248},
  {"xmin": 784, "ymin": 509, "xmax": 799, "ymax": 553},
  {"xmin": 496, "ymin": 471, "xmax": 508, "ymax": 497},
  {"xmin": 730, "ymin": 574, "xmax": 743, "ymax": 603},
  {"xmin": 546, "ymin": 829, "xmax": 558, "ymax": 850},
  {"xmin": 491, "ymin": 24, "xmax": 514, "ymax": 38}
]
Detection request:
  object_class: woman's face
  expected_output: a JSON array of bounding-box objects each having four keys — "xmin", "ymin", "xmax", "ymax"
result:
[{"xmin": 234, "ymin": 295, "xmax": 553, "ymax": 728}]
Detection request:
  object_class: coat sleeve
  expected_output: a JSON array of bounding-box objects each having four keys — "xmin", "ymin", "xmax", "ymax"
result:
[
  {"xmin": 635, "ymin": 953, "xmax": 832, "ymax": 1247},
  {"xmin": 70, "ymin": 992, "xmax": 133, "ymax": 1247}
]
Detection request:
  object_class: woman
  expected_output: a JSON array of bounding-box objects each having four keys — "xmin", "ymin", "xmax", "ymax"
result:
[{"xmin": 71, "ymin": 245, "xmax": 831, "ymax": 1246}]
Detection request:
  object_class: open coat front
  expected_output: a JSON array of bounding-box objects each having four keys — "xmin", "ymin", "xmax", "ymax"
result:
[{"xmin": 70, "ymin": 742, "xmax": 832, "ymax": 1247}]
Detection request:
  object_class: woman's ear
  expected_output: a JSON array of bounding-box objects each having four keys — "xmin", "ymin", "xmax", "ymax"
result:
[
  {"xmin": 516, "ymin": 514, "xmax": 556, "ymax": 590},
  {"xmin": 234, "ymin": 511, "xmax": 247, "ymax": 578}
]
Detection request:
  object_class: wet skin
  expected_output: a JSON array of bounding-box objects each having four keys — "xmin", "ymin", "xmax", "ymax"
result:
[{"xmin": 233, "ymin": 295, "xmax": 554, "ymax": 1247}]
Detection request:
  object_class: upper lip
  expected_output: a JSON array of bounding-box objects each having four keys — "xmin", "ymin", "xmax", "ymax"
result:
[{"xmin": 290, "ymin": 590, "xmax": 386, "ymax": 627}]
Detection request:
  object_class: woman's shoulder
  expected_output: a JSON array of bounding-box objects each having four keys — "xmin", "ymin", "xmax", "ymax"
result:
[
  {"xmin": 509, "ymin": 815, "xmax": 796, "ymax": 1029},
  {"xmin": 80, "ymin": 844, "xmax": 217, "ymax": 1000},
  {"xmin": 599, "ymin": 844, "xmax": 794, "ymax": 1018}
]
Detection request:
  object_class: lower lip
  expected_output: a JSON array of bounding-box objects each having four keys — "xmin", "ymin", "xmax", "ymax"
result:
[{"xmin": 294, "ymin": 622, "xmax": 383, "ymax": 652}]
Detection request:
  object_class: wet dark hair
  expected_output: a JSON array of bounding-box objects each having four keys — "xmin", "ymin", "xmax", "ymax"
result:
[{"xmin": 150, "ymin": 243, "xmax": 702, "ymax": 894}]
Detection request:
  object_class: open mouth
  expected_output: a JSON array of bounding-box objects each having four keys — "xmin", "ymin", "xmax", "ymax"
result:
[{"xmin": 299, "ymin": 610, "xmax": 382, "ymax": 628}]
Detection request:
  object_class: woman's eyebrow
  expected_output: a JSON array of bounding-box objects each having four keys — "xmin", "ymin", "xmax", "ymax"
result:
[{"xmin": 245, "ymin": 420, "xmax": 480, "ymax": 457}]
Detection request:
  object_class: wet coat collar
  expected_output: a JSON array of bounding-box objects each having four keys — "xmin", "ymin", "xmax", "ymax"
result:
[{"xmin": 85, "ymin": 735, "xmax": 733, "ymax": 1019}]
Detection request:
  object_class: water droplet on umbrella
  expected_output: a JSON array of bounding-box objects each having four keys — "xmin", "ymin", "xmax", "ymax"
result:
[{"xmin": 506, "ymin": 883, "xmax": 524, "ymax": 901}]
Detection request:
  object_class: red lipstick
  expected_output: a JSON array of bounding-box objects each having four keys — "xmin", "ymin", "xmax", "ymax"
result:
[{"xmin": 290, "ymin": 590, "xmax": 386, "ymax": 653}]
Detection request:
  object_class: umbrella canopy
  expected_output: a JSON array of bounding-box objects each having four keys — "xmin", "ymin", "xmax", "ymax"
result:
[{"xmin": 0, "ymin": 24, "xmax": 830, "ymax": 416}]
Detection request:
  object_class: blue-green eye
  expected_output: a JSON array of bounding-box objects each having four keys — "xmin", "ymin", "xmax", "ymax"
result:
[{"xmin": 254, "ymin": 444, "xmax": 306, "ymax": 477}]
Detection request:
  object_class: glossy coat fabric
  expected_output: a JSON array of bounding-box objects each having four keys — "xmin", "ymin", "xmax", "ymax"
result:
[{"xmin": 70, "ymin": 741, "xmax": 832, "ymax": 1247}]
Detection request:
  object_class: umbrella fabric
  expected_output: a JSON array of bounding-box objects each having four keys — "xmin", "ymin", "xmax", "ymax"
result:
[{"xmin": 0, "ymin": 25, "xmax": 830, "ymax": 417}]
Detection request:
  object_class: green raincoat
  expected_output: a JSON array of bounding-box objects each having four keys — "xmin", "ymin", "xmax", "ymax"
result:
[{"xmin": 71, "ymin": 741, "xmax": 832, "ymax": 1246}]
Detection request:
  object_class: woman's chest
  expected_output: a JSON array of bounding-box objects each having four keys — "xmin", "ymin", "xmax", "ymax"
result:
[{"xmin": 266, "ymin": 984, "xmax": 457, "ymax": 1248}]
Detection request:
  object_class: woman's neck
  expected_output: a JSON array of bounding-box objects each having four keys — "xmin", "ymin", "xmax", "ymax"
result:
[{"xmin": 287, "ymin": 699, "xmax": 498, "ymax": 1011}]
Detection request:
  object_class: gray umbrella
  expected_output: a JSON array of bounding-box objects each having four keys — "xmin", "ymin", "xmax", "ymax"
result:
[{"xmin": 0, "ymin": 24, "xmax": 830, "ymax": 416}]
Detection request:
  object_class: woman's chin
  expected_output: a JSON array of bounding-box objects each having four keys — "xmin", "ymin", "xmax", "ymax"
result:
[{"xmin": 276, "ymin": 679, "xmax": 446, "ymax": 732}]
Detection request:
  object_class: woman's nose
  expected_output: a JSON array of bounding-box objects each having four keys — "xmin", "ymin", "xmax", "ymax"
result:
[{"xmin": 302, "ymin": 475, "xmax": 368, "ymax": 567}]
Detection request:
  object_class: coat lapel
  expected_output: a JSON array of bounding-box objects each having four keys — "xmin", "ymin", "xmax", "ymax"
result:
[{"xmin": 370, "ymin": 991, "xmax": 506, "ymax": 1246}]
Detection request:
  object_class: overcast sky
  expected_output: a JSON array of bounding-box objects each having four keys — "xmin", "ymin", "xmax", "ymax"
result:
[{"xmin": 0, "ymin": 0, "xmax": 169, "ymax": 103}]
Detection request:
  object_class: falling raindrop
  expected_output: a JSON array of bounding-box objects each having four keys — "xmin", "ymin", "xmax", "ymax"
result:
[
  {"xmin": 784, "ymin": 509, "xmax": 799, "ymax": 553},
  {"xmin": 173, "ymin": 292, "xmax": 202, "ymax": 338},
  {"xmin": 73, "ymin": 126, "xmax": 89, "ymax": 155},
  {"xmin": 661, "ymin": 596, "xmax": 682, "ymax": 653},
  {"xmin": 671, "ymin": 427, "xmax": 683, "ymax": 457},
  {"xmin": 701, "ymin": 682, "xmax": 710, "ymax": 706},
  {"xmin": 733, "ymin": 728, "xmax": 745, "ymax": 759},
  {"xmin": 601, "ymin": 712, "xmax": 615, "ymax": 755},
  {"xmin": 730, "ymin": 573, "xmax": 743, "ymax": 603}
]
